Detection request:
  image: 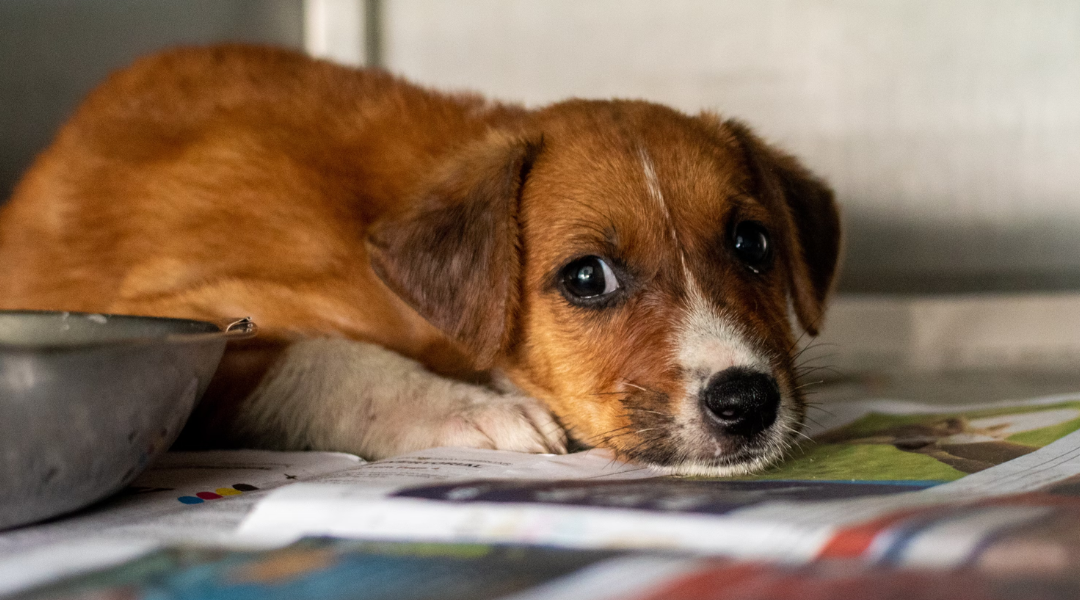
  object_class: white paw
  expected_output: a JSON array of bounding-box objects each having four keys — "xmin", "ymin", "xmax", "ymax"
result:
[
  {"xmin": 238, "ymin": 337, "xmax": 568, "ymax": 460},
  {"xmin": 426, "ymin": 389, "xmax": 568, "ymax": 455}
]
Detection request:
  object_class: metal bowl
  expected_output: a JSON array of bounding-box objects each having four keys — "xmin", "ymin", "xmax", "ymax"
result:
[{"xmin": 0, "ymin": 311, "xmax": 255, "ymax": 530}]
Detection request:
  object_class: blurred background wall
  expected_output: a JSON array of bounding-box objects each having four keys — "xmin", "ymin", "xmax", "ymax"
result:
[
  {"xmin": 378, "ymin": 0, "xmax": 1080, "ymax": 294},
  {"xmin": 2, "ymin": 0, "xmax": 1078, "ymax": 298}
]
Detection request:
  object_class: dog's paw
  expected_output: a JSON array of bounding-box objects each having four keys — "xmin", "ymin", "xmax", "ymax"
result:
[
  {"xmin": 239, "ymin": 338, "xmax": 568, "ymax": 459},
  {"xmin": 428, "ymin": 390, "xmax": 568, "ymax": 455}
]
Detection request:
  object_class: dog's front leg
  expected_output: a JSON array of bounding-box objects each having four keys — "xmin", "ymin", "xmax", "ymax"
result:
[{"xmin": 233, "ymin": 337, "xmax": 567, "ymax": 459}]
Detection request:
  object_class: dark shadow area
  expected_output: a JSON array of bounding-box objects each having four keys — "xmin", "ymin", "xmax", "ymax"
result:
[
  {"xmin": 0, "ymin": 0, "xmax": 303, "ymax": 201},
  {"xmin": 838, "ymin": 211, "xmax": 1080, "ymax": 294}
]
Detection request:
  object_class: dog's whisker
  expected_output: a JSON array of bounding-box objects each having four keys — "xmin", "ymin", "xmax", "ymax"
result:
[
  {"xmin": 804, "ymin": 404, "xmax": 837, "ymax": 417},
  {"xmin": 630, "ymin": 408, "xmax": 668, "ymax": 417},
  {"xmin": 794, "ymin": 365, "xmax": 841, "ymax": 377},
  {"xmin": 778, "ymin": 423, "xmax": 814, "ymax": 444},
  {"xmin": 797, "ymin": 362, "xmax": 835, "ymax": 374},
  {"xmin": 803, "ymin": 418, "xmax": 824, "ymax": 430},
  {"xmin": 790, "ymin": 380, "xmax": 825, "ymax": 393}
]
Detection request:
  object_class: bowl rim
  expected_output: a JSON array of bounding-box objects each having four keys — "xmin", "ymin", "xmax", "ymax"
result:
[{"xmin": 0, "ymin": 310, "xmax": 257, "ymax": 351}]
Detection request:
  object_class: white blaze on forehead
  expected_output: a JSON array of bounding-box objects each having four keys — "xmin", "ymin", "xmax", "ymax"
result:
[
  {"xmin": 677, "ymin": 284, "xmax": 769, "ymax": 384},
  {"xmin": 638, "ymin": 147, "xmax": 690, "ymax": 275},
  {"xmin": 639, "ymin": 146, "xmax": 768, "ymax": 378},
  {"xmin": 639, "ymin": 148, "xmax": 667, "ymax": 216}
]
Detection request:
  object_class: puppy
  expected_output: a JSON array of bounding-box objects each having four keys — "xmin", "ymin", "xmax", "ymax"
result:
[{"xmin": 0, "ymin": 45, "xmax": 840, "ymax": 476}]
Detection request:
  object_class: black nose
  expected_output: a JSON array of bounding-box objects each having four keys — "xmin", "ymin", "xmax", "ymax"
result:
[{"xmin": 701, "ymin": 368, "xmax": 781, "ymax": 437}]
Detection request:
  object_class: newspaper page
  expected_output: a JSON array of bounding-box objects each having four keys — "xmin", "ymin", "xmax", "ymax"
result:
[
  {"xmin": 238, "ymin": 393, "xmax": 1080, "ymax": 566},
  {"xmin": 8, "ymin": 392, "xmax": 1080, "ymax": 596},
  {"xmin": 15, "ymin": 537, "xmax": 1078, "ymax": 600},
  {"xmin": 0, "ymin": 448, "xmax": 659, "ymax": 596},
  {"xmin": 0, "ymin": 450, "xmax": 361, "ymax": 596}
]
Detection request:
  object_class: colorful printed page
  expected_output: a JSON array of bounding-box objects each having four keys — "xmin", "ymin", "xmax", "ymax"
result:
[
  {"xmin": 17, "ymin": 537, "xmax": 1080, "ymax": 600},
  {"xmin": 0, "ymin": 448, "xmax": 660, "ymax": 596},
  {"xmin": 237, "ymin": 393, "xmax": 1080, "ymax": 561},
  {"xmin": 9, "ymin": 393, "xmax": 1080, "ymax": 595},
  {"xmin": 744, "ymin": 394, "xmax": 1080, "ymax": 485},
  {"xmin": 0, "ymin": 450, "xmax": 363, "ymax": 596}
]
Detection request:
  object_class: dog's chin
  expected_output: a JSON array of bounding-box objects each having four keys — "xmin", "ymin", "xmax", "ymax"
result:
[
  {"xmin": 649, "ymin": 444, "xmax": 790, "ymax": 477},
  {"xmin": 599, "ymin": 400, "xmax": 803, "ymax": 477},
  {"xmin": 605, "ymin": 419, "xmax": 799, "ymax": 478}
]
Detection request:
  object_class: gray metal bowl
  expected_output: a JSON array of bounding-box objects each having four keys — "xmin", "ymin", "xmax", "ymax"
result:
[{"xmin": 0, "ymin": 311, "xmax": 255, "ymax": 530}]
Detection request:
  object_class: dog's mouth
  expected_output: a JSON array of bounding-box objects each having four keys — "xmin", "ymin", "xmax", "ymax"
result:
[{"xmin": 574, "ymin": 368, "xmax": 803, "ymax": 476}]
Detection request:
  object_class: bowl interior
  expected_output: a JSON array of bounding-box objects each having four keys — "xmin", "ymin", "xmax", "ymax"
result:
[{"xmin": 0, "ymin": 311, "xmax": 221, "ymax": 347}]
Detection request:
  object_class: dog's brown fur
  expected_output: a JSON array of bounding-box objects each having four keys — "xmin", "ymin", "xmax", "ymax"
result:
[{"xmin": 0, "ymin": 45, "xmax": 840, "ymax": 473}]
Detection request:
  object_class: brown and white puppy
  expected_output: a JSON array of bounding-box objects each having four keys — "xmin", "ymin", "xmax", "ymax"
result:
[{"xmin": 0, "ymin": 45, "xmax": 841, "ymax": 476}]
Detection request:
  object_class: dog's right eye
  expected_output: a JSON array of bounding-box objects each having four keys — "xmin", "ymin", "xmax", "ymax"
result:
[
  {"xmin": 560, "ymin": 256, "xmax": 619, "ymax": 301},
  {"xmin": 731, "ymin": 220, "xmax": 772, "ymax": 273}
]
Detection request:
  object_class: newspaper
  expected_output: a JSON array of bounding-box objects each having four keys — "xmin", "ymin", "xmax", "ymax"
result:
[
  {"xmin": 0, "ymin": 451, "xmax": 361, "ymax": 596},
  {"xmin": 236, "ymin": 392, "xmax": 1080, "ymax": 565},
  {"xmin": 7, "ymin": 392, "xmax": 1080, "ymax": 597},
  {"xmin": 0, "ymin": 448, "xmax": 658, "ymax": 596},
  {"xmin": 15, "ymin": 537, "xmax": 1080, "ymax": 600}
]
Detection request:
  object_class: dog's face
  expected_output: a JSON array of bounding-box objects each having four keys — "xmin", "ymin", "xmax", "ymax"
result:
[{"xmin": 368, "ymin": 101, "xmax": 841, "ymax": 476}]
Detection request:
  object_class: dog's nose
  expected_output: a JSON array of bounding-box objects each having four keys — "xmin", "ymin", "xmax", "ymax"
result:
[{"xmin": 701, "ymin": 367, "xmax": 781, "ymax": 437}]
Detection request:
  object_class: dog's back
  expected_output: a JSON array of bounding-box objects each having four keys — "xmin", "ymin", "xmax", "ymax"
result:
[
  {"xmin": 0, "ymin": 46, "xmax": 527, "ymax": 435},
  {"xmin": 0, "ymin": 45, "xmax": 517, "ymax": 355}
]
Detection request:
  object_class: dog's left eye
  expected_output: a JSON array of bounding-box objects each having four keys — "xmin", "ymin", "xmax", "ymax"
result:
[{"xmin": 560, "ymin": 256, "xmax": 619, "ymax": 300}]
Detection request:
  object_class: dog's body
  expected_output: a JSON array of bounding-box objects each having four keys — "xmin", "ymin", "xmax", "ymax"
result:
[{"xmin": 0, "ymin": 46, "xmax": 840, "ymax": 475}]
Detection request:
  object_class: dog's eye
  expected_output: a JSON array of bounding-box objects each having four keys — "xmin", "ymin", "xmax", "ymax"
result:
[
  {"xmin": 560, "ymin": 256, "xmax": 619, "ymax": 299},
  {"xmin": 732, "ymin": 220, "xmax": 772, "ymax": 272}
]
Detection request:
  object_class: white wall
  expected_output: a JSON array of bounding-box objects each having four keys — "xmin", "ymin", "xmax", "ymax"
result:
[
  {"xmin": 381, "ymin": 0, "xmax": 1080, "ymax": 291},
  {"xmin": 303, "ymin": 0, "xmax": 367, "ymax": 66}
]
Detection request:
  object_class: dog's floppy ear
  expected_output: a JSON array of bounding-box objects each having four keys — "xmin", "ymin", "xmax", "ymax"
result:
[
  {"xmin": 366, "ymin": 132, "xmax": 542, "ymax": 367},
  {"xmin": 726, "ymin": 120, "xmax": 842, "ymax": 335}
]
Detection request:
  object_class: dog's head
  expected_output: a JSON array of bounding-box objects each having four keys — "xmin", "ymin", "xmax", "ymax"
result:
[{"xmin": 368, "ymin": 101, "xmax": 841, "ymax": 475}]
